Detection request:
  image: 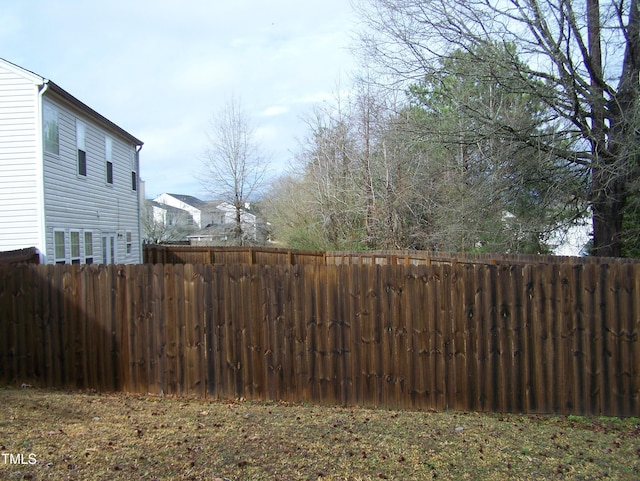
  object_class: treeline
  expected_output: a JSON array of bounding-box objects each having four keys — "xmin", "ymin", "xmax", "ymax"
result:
[
  {"xmin": 266, "ymin": 47, "xmax": 583, "ymax": 254},
  {"xmin": 264, "ymin": 1, "xmax": 640, "ymax": 258}
]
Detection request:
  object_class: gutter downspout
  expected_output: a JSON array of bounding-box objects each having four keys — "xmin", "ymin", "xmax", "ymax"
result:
[
  {"xmin": 35, "ymin": 80, "xmax": 50, "ymax": 263},
  {"xmin": 136, "ymin": 144, "xmax": 143, "ymax": 263}
]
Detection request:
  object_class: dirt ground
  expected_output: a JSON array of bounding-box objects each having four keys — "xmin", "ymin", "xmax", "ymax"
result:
[{"xmin": 0, "ymin": 387, "xmax": 638, "ymax": 480}]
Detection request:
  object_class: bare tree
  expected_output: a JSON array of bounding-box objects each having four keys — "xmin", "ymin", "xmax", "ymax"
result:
[
  {"xmin": 354, "ymin": 0, "xmax": 640, "ymax": 257},
  {"xmin": 201, "ymin": 97, "xmax": 268, "ymax": 245},
  {"xmin": 141, "ymin": 200, "xmax": 195, "ymax": 243}
]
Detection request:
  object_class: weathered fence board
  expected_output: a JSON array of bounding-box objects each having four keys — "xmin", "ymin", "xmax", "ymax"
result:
[
  {"xmin": 0, "ymin": 247, "xmax": 40, "ymax": 265},
  {"xmin": 145, "ymin": 245, "xmax": 638, "ymax": 268},
  {"xmin": 1, "ymin": 261, "xmax": 639, "ymax": 417}
]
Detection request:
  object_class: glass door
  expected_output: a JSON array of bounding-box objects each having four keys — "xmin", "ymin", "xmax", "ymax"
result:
[{"xmin": 102, "ymin": 233, "xmax": 117, "ymax": 264}]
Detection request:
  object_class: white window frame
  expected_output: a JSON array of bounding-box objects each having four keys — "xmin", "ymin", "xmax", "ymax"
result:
[
  {"xmin": 53, "ymin": 229, "xmax": 66, "ymax": 264},
  {"xmin": 84, "ymin": 231, "xmax": 94, "ymax": 264},
  {"xmin": 43, "ymin": 104, "xmax": 59, "ymax": 155},
  {"xmin": 130, "ymin": 149, "xmax": 137, "ymax": 191},
  {"xmin": 76, "ymin": 121, "xmax": 87, "ymax": 177},
  {"xmin": 70, "ymin": 230, "xmax": 81, "ymax": 264},
  {"xmin": 102, "ymin": 233, "xmax": 117, "ymax": 264},
  {"xmin": 126, "ymin": 231, "xmax": 133, "ymax": 255},
  {"xmin": 105, "ymin": 136, "xmax": 114, "ymax": 185}
]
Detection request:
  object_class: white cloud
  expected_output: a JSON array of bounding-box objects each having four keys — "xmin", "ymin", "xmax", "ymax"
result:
[{"xmin": 261, "ymin": 106, "xmax": 290, "ymax": 117}]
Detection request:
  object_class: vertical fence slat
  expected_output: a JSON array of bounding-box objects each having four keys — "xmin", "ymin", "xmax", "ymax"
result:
[
  {"xmin": 404, "ymin": 265, "xmax": 419, "ymax": 409},
  {"xmin": 451, "ymin": 263, "xmax": 468, "ymax": 411},
  {"xmin": 203, "ymin": 264, "xmax": 215, "ymax": 397},
  {"xmin": 599, "ymin": 264, "xmax": 615, "ymax": 415},
  {"xmin": 163, "ymin": 264, "xmax": 177, "ymax": 395},
  {"xmin": 238, "ymin": 264, "xmax": 253, "ymax": 400},
  {"xmin": 632, "ymin": 264, "xmax": 640, "ymax": 416},
  {"xmin": 249, "ymin": 265, "xmax": 265, "ymax": 400},
  {"xmin": 291, "ymin": 264, "xmax": 306, "ymax": 402},
  {"xmin": 558, "ymin": 262, "xmax": 575, "ymax": 414},
  {"xmin": 380, "ymin": 265, "xmax": 394, "ymax": 408},
  {"xmin": 484, "ymin": 264, "xmax": 499, "ymax": 412},
  {"xmin": 546, "ymin": 263, "xmax": 561, "ymax": 413},
  {"xmin": 587, "ymin": 263, "xmax": 603, "ymax": 414},
  {"xmin": 304, "ymin": 264, "xmax": 319, "ymax": 402},
  {"xmin": 346, "ymin": 265, "xmax": 362, "ymax": 406},
  {"xmin": 361, "ymin": 264, "xmax": 380, "ymax": 406},
  {"xmin": 511, "ymin": 264, "xmax": 525, "ymax": 413},
  {"xmin": 430, "ymin": 265, "xmax": 445, "ymax": 411},
  {"xmin": 148, "ymin": 263, "xmax": 164, "ymax": 396},
  {"xmin": 618, "ymin": 263, "xmax": 633, "ymax": 417},
  {"xmin": 570, "ymin": 263, "xmax": 586, "ymax": 414}
]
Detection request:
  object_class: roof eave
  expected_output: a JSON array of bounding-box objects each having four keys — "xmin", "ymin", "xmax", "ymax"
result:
[{"xmin": 45, "ymin": 81, "xmax": 143, "ymax": 147}]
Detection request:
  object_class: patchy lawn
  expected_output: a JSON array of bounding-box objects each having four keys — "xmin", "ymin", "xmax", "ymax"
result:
[{"xmin": 0, "ymin": 387, "xmax": 638, "ymax": 480}]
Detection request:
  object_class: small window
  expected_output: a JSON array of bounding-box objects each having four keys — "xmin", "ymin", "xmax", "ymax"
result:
[
  {"xmin": 126, "ymin": 232, "xmax": 132, "ymax": 255},
  {"xmin": 106, "ymin": 161, "xmax": 113, "ymax": 184},
  {"xmin": 105, "ymin": 136, "xmax": 113, "ymax": 162},
  {"xmin": 105, "ymin": 136, "xmax": 114, "ymax": 184},
  {"xmin": 84, "ymin": 231, "xmax": 94, "ymax": 264},
  {"xmin": 70, "ymin": 231, "xmax": 81, "ymax": 264},
  {"xmin": 54, "ymin": 230, "xmax": 66, "ymax": 264},
  {"xmin": 43, "ymin": 104, "xmax": 59, "ymax": 155},
  {"xmin": 76, "ymin": 122, "xmax": 86, "ymax": 176},
  {"xmin": 131, "ymin": 171, "xmax": 137, "ymax": 191},
  {"xmin": 78, "ymin": 150, "xmax": 87, "ymax": 176}
]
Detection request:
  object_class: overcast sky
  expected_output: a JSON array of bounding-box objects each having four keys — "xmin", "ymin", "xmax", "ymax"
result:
[{"xmin": 1, "ymin": 1, "xmax": 358, "ymax": 199}]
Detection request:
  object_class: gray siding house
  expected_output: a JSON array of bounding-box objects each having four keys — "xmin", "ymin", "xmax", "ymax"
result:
[{"xmin": 0, "ymin": 58, "xmax": 143, "ymax": 264}]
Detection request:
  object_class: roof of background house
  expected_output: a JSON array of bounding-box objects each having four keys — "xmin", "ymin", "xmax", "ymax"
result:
[
  {"xmin": 149, "ymin": 200, "xmax": 188, "ymax": 215},
  {"xmin": 164, "ymin": 194, "xmax": 211, "ymax": 209}
]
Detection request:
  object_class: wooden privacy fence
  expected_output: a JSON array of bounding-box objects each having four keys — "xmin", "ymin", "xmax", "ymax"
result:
[
  {"xmin": 143, "ymin": 245, "xmax": 326, "ymax": 265},
  {"xmin": 144, "ymin": 244, "xmax": 633, "ymax": 267},
  {"xmin": 0, "ymin": 262, "xmax": 639, "ymax": 416}
]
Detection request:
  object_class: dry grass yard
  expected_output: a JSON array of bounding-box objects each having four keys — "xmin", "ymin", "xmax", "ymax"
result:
[{"xmin": 0, "ymin": 387, "xmax": 638, "ymax": 480}]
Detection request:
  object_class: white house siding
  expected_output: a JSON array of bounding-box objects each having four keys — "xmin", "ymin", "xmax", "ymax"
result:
[
  {"xmin": 0, "ymin": 64, "xmax": 42, "ymax": 252},
  {"xmin": 154, "ymin": 193, "xmax": 201, "ymax": 227},
  {"xmin": 42, "ymin": 93, "xmax": 141, "ymax": 264}
]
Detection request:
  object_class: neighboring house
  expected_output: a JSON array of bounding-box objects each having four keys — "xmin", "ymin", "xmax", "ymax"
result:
[
  {"xmin": 0, "ymin": 58, "xmax": 143, "ymax": 264},
  {"xmin": 149, "ymin": 200, "xmax": 193, "ymax": 229},
  {"xmin": 141, "ymin": 199, "xmax": 195, "ymax": 243},
  {"xmin": 153, "ymin": 193, "xmax": 225, "ymax": 229},
  {"xmin": 152, "ymin": 193, "xmax": 266, "ymax": 244},
  {"xmin": 551, "ymin": 218, "xmax": 592, "ymax": 257}
]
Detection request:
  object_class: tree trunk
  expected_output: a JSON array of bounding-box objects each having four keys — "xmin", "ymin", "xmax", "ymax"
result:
[
  {"xmin": 234, "ymin": 200, "xmax": 243, "ymax": 246},
  {"xmin": 591, "ymin": 0, "xmax": 640, "ymax": 257},
  {"xmin": 591, "ymin": 167, "xmax": 625, "ymax": 257}
]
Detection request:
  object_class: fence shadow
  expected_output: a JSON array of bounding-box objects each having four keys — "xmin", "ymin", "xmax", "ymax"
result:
[{"xmin": 0, "ymin": 264, "xmax": 119, "ymax": 391}]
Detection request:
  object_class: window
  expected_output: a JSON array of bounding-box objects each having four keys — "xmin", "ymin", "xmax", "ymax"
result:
[
  {"xmin": 106, "ymin": 161, "xmax": 113, "ymax": 184},
  {"xmin": 102, "ymin": 234, "xmax": 116, "ymax": 264},
  {"xmin": 70, "ymin": 231, "xmax": 81, "ymax": 264},
  {"xmin": 105, "ymin": 137, "xmax": 113, "ymax": 184},
  {"xmin": 54, "ymin": 230, "xmax": 66, "ymax": 264},
  {"xmin": 43, "ymin": 104, "xmax": 59, "ymax": 155},
  {"xmin": 105, "ymin": 136, "xmax": 113, "ymax": 161},
  {"xmin": 76, "ymin": 122, "xmax": 86, "ymax": 176},
  {"xmin": 130, "ymin": 150, "xmax": 137, "ymax": 191},
  {"xmin": 126, "ymin": 232, "xmax": 132, "ymax": 255},
  {"xmin": 84, "ymin": 232, "xmax": 94, "ymax": 264},
  {"xmin": 78, "ymin": 150, "xmax": 87, "ymax": 176}
]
